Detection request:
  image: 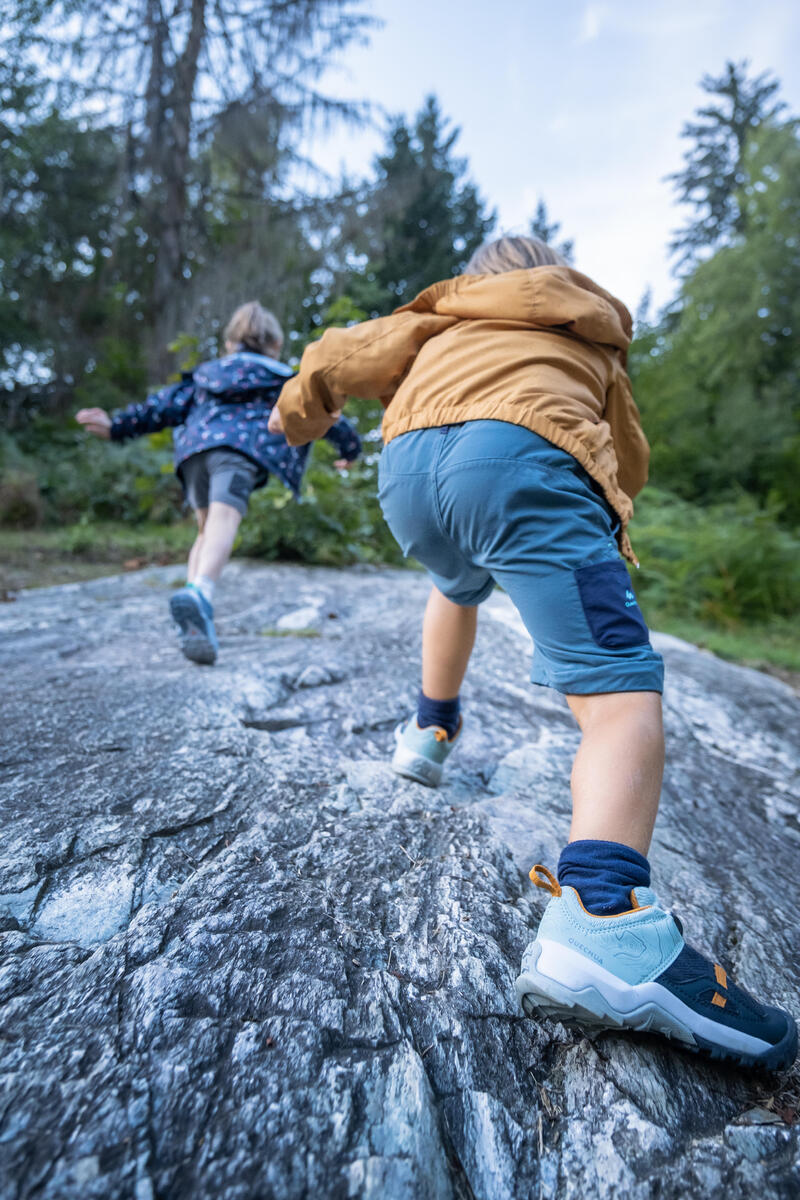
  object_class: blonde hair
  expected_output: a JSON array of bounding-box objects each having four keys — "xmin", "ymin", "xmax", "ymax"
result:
[
  {"xmin": 465, "ymin": 234, "xmax": 568, "ymax": 276},
  {"xmin": 224, "ymin": 301, "xmax": 283, "ymax": 356}
]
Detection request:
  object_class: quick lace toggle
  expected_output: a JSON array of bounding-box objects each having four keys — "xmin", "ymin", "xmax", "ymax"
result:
[{"xmin": 529, "ymin": 864, "xmax": 562, "ymax": 897}]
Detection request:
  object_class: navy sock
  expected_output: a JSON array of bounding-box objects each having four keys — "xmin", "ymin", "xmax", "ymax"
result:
[
  {"xmin": 417, "ymin": 690, "xmax": 460, "ymax": 739},
  {"xmin": 557, "ymin": 840, "xmax": 650, "ymax": 915}
]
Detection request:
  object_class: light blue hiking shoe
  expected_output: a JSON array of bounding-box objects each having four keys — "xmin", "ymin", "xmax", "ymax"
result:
[
  {"xmin": 391, "ymin": 717, "xmax": 462, "ymax": 787},
  {"xmin": 169, "ymin": 585, "xmax": 218, "ymax": 665},
  {"xmin": 515, "ymin": 865, "xmax": 797, "ymax": 1071}
]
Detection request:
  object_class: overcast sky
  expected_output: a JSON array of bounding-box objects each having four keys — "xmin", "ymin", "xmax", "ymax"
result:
[{"xmin": 301, "ymin": 0, "xmax": 800, "ymax": 314}]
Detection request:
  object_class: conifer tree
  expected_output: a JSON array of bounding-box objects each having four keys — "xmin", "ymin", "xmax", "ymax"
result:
[
  {"xmin": 529, "ymin": 198, "xmax": 574, "ymax": 263},
  {"xmin": 351, "ymin": 96, "xmax": 495, "ymax": 314},
  {"xmin": 669, "ymin": 60, "xmax": 786, "ymax": 264},
  {"xmin": 2, "ymin": 1, "xmax": 372, "ymax": 323}
]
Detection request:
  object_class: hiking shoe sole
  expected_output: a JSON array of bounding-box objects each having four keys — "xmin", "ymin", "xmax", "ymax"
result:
[{"xmin": 169, "ymin": 591, "xmax": 217, "ymax": 665}]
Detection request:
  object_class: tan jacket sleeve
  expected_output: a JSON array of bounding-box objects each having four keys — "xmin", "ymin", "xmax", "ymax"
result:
[
  {"xmin": 604, "ymin": 362, "xmax": 650, "ymax": 501},
  {"xmin": 277, "ymin": 311, "xmax": 457, "ymax": 445}
]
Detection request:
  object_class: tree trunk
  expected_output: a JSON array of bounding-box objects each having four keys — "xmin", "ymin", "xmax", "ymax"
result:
[{"xmin": 145, "ymin": 0, "xmax": 206, "ymax": 360}]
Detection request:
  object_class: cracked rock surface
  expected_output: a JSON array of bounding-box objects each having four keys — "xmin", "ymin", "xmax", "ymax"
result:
[{"xmin": 1, "ymin": 562, "xmax": 798, "ymax": 1199}]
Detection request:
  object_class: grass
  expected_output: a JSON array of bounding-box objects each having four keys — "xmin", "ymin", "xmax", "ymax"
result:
[
  {"xmin": 647, "ymin": 609, "xmax": 800, "ymax": 682},
  {"xmin": 259, "ymin": 627, "xmax": 321, "ymax": 638},
  {"xmin": 0, "ymin": 521, "xmax": 195, "ymax": 591}
]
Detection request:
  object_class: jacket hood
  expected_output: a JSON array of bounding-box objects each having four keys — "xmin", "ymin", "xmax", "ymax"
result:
[
  {"xmin": 194, "ymin": 351, "xmax": 293, "ymax": 397},
  {"xmin": 397, "ymin": 267, "xmax": 632, "ymax": 355}
]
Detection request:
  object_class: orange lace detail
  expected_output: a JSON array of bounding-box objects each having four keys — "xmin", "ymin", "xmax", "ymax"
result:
[{"xmin": 529, "ymin": 864, "xmax": 561, "ymax": 897}]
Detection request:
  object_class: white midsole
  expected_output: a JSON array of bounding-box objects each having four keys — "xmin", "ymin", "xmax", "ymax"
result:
[
  {"xmin": 518, "ymin": 938, "xmax": 771, "ymax": 1057},
  {"xmin": 391, "ymin": 741, "xmax": 443, "ymax": 784}
]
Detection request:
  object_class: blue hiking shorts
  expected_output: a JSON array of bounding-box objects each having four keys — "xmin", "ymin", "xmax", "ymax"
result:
[{"xmin": 378, "ymin": 420, "xmax": 664, "ymax": 695}]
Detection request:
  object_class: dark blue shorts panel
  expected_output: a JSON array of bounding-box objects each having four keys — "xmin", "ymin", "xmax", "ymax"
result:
[
  {"xmin": 575, "ymin": 559, "xmax": 651, "ymax": 648},
  {"xmin": 494, "ymin": 561, "xmax": 664, "ymax": 694}
]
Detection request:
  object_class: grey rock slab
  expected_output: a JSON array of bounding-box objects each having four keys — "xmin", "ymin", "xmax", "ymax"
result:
[
  {"xmin": 293, "ymin": 662, "xmax": 347, "ymax": 689},
  {"xmin": 276, "ymin": 603, "xmax": 324, "ymax": 631},
  {"xmin": 1, "ymin": 563, "xmax": 798, "ymax": 1199}
]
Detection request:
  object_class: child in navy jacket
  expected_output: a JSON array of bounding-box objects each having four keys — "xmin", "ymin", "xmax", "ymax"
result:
[{"xmin": 76, "ymin": 301, "xmax": 360, "ymax": 664}]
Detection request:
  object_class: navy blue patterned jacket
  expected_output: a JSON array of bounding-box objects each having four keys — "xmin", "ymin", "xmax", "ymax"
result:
[{"xmin": 109, "ymin": 352, "xmax": 361, "ymax": 497}]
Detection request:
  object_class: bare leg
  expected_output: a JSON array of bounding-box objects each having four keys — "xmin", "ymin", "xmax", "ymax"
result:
[
  {"xmin": 421, "ymin": 585, "xmax": 478, "ymax": 699},
  {"xmin": 565, "ymin": 691, "xmax": 664, "ymax": 856},
  {"xmin": 187, "ymin": 508, "xmax": 207, "ymax": 582},
  {"xmin": 194, "ymin": 501, "xmax": 242, "ymax": 582}
]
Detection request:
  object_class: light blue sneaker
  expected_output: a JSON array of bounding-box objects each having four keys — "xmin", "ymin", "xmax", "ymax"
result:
[
  {"xmin": 169, "ymin": 585, "xmax": 218, "ymax": 665},
  {"xmin": 515, "ymin": 865, "xmax": 797, "ymax": 1070},
  {"xmin": 391, "ymin": 717, "xmax": 462, "ymax": 787}
]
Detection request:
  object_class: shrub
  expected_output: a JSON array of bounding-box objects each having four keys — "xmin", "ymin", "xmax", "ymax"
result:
[
  {"xmin": 0, "ymin": 468, "xmax": 43, "ymax": 527},
  {"xmin": 5, "ymin": 420, "xmax": 182, "ymax": 525},
  {"xmin": 631, "ymin": 488, "xmax": 800, "ymax": 624},
  {"xmin": 238, "ymin": 436, "xmax": 403, "ymax": 567}
]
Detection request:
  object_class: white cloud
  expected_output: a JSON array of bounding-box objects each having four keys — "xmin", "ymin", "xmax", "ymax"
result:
[{"xmin": 578, "ymin": 3, "xmax": 608, "ymax": 43}]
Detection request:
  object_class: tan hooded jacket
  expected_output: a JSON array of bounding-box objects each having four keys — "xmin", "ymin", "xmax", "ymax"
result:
[{"xmin": 277, "ymin": 267, "xmax": 649, "ymax": 562}]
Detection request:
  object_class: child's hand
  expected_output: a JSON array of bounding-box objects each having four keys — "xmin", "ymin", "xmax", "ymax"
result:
[
  {"xmin": 75, "ymin": 408, "xmax": 112, "ymax": 439},
  {"xmin": 333, "ymin": 459, "xmax": 350, "ymax": 471}
]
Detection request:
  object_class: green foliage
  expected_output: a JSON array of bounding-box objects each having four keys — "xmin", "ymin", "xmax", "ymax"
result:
[
  {"xmin": 0, "ymin": 75, "xmax": 124, "ymax": 406},
  {"xmin": 668, "ymin": 59, "xmax": 787, "ymax": 263},
  {"xmin": 0, "ymin": 467, "xmax": 43, "ymax": 528},
  {"xmin": 631, "ymin": 120, "xmax": 800, "ymax": 522},
  {"xmin": 310, "ymin": 295, "xmax": 368, "ymax": 338},
  {"xmin": 643, "ymin": 615, "xmax": 800, "ymax": 674},
  {"xmin": 345, "ymin": 95, "xmax": 495, "ymax": 315},
  {"xmin": 0, "ymin": 521, "xmax": 196, "ymax": 590},
  {"xmin": 1, "ymin": 422, "xmax": 182, "ymax": 525},
  {"xmin": 72, "ymin": 337, "xmax": 149, "ymax": 413},
  {"xmin": 631, "ymin": 488, "xmax": 800, "ymax": 624},
  {"xmin": 529, "ymin": 198, "xmax": 575, "ymax": 263},
  {"xmin": 237, "ymin": 426, "xmax": 402, "ymax": 567},
  {"xmin": 46, "ymin": 438, "xmax": 181, "ymax": 525},
  {"xmin": 167, "ymin": 334, "xmax": 206, "ymax": 375},
  {"xmin": 1, "ymin": 4, "xmax": 372, "ymax": 414}
]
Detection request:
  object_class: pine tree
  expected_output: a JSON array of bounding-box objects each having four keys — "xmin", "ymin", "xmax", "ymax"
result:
[
  {"xmin": 2, "ymin": 1, "xmax": 373, "ymax": 326},
  {"xmin": 633, "ymin": 120, "xmax": 800, "ymax": 521},
  {"xmin": 529, "ymin": 198, "xmax": 574, "ymax": 263},
  {"xmin": 669, "ymin": 60, "xmax": 786, "ymax": 265},
  {"xmin": 352, "ymin": 96, "xmax": 495, "ymax": 313}
]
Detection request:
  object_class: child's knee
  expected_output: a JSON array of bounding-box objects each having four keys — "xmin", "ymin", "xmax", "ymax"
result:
[
  {"xmin": 567, "ymin": 690, "xmax": 662, "ymax": 732},
  {"xmin": 430, "ymin": 584, "xmax": 476, "ymax": 612},
  {"xmin": 208, "ymin": 499, "xmax": 244, "ymax": 526}
]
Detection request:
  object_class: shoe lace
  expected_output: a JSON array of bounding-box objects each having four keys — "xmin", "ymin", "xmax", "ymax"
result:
[
  {"xmin": 416, "ymin": 718, "xmax": 461, "ymax": 744},
  {"xmin": 529, "ymin": 864, "xmax": 562, "ymax": 897}
]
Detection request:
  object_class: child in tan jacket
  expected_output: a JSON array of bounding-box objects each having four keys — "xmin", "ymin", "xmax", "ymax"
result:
[{"xmin": 268, "ymin": 236, "xmax": 796, "ymax": 1070}]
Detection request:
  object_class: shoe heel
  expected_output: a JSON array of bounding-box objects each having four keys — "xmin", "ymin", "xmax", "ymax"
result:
[
  {"xmin": 391, "ymin": 743, "xmax": 443, "ymax": 787},
  {"xmin": 169, "ymin": 593, "xmax": 196, "ymax": 624},
  {"xmin": 515, "ymin": 941, "xmax": 623, "ymax": 1030},
  {"xmin": 169, "ymin": 592, "xmax": 217, "ymax": 665}
]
